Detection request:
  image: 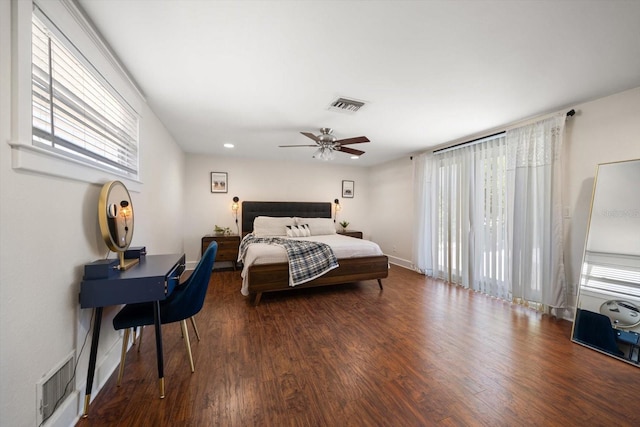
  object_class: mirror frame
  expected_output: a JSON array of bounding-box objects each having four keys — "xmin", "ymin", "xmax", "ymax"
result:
[
  {"xmin": 98, "ymin": 181, "xmax": 137, "ymax": 270},
  {"xmin": 571, "ymin": 158, "xmax": 640, "ymax": 366}
]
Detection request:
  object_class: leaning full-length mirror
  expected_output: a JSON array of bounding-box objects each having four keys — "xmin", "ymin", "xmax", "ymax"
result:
[{"xmin": 571, "ymin": 159, "xmax": 640, "ymax": 366}]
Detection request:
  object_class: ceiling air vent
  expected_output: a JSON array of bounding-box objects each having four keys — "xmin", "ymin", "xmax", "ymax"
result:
[{"xmin": 328, "ymin": 97, "xmax": 366, "ymax": 114}]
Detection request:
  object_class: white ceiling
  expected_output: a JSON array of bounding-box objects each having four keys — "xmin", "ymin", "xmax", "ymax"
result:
[{"xmin": 76, "ymin": 0, "xmax": 640, "ymax": 167}]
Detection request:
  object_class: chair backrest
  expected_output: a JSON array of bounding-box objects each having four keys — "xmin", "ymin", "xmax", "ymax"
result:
[
  {"xmin": 162, "ymin": 241, "xmax": 217, "ymax": 322},
  {"xmin": 574, "ymin": 308, "xmax": 624, "ymax": 356}
]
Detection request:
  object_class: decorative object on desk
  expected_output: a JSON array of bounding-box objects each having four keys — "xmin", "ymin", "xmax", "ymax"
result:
[
  {"xmin": 571, "ymin": 158, "xmax": 640, "ymax": 368},
  {"xmin": 339, "ymin": 220, "xmax": 350, "ymax": 232},
  {"xmin": 124, "ymin": 246, "xmax": 146, "ymax": 260},
  {"xmin": 211, "ymin": 172, "xmax": 228, "ymax": 193},
  {"xmin": 98, "ymin": 181, "xmax": 137, "ymax": 271},
  {"xmin": 342, "ymin": 180, "xmax": 354, "ymax": 198},
  {"xmin": 83, "ymin": 259, "xmax": 119, "ymax": 280},
  {"xmin": 214, "ymin": 225, "xmax": 232, "ymax": 236}
]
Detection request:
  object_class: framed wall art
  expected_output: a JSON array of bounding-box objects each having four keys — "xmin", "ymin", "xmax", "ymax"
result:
[
  {"xmin": 211, "ymin": 172, "xmax": 228, "ymax": 193},
  {"xmin": 342, "ymin": 180, "xmax": 354, "ymax": 198}
]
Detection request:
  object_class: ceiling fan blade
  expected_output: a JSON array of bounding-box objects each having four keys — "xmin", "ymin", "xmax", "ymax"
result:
[
  {"xmin": 300, "ymin": 132, "xmax": 321, "ymax": 142},
  {"xmin": 279, "ymin": 145, "xmax": 318, "ymax": 147},
  {"xmin": 339, "ymin": 146, "xmax": 365, "ymax": 156},
  {"xmin": 336, "ymin": 136, "xmax": 370, "ymax": 145}
]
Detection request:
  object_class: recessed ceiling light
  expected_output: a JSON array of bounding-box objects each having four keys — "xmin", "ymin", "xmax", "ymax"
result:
[
  {"xmin": 223, "ymin": 143, "xmax": 234, "ymax": 148},
  {"xmin": 350, "ymin": 156, "xmax": 359, "ymax": 160}
]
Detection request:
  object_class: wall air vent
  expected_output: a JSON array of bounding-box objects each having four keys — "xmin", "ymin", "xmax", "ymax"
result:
[
  {"xmin": 328, "ymin": 97, "xmax": 366, "ymax": 114},
  {"xmin": 36, "ymin": 352, "xmax": 74, "ymax": 425}
]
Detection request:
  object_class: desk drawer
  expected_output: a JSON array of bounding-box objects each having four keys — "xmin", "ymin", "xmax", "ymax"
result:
[{"xmin": 165, "ymin": 254, "xmax": 186, "ymax": 295}]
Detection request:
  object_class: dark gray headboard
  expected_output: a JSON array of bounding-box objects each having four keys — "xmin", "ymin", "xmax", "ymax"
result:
[{"xmin": 242, "ymin": 201, "xmax": 331, "ymax": 234}]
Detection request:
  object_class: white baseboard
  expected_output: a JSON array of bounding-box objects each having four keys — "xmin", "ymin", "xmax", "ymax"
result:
[{"xmin": 386, "ymin": 254, "xmax": 413, "ymax": 270}]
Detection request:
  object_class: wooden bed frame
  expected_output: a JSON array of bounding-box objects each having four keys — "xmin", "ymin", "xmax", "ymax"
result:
[{"xmin": 242, "ymin": 201, "xmax": 389, "ymax": 305}]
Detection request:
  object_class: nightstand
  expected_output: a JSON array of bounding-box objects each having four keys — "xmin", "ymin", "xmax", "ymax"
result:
[
  {"xmin": 337, "ymin": 230, "xmax": 363, "ymax": 239},
  {"xmin": 201, "ymin": 234, "xmax": 240, "ymax": 270}
]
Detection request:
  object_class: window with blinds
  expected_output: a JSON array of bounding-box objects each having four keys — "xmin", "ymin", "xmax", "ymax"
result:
[
  {"xmin": 581, "ymin": 252, "xmax": 640, "ymax": 301},
  {"xmin": 31, "ymin": 12, "xmax": 139, "ymax": 178}
]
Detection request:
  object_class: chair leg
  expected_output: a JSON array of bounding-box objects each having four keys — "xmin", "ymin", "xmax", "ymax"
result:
[
  {"xmin": 180, "ymin": 320, "xmax": 195, "ymax": 373},
  {"xmin": 190, "ymin": 316, "xmax": 201, "ymax": 342},
  {"xmin": 137, "ymin": 326, "xmax": 144, "ymax": 353},
  {"xmin": 117, "ymin": 328, "xmax": 130, "ymax": 387}
]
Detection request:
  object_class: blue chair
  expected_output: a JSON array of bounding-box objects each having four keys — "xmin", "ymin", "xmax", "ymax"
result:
[
  {"xmin": 113, "ymin": 241, "xmax": 218, "ymax": 386},
  {"xmin": 573, "ymin": 308, "xmax": 624, "ymax": 357}
]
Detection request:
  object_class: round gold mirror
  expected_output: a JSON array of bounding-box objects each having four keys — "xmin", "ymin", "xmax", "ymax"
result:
[{"xmin": 98, "ymin": 181, "xmax": 136, "ymax": 270}]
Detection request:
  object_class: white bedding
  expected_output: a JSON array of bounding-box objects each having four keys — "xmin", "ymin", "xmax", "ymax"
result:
[{"xmin": 239, "ymin": 234, "xmax": 384, "ymax": 295}]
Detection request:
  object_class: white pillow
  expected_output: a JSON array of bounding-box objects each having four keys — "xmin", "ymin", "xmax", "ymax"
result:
[
  {"xmin": 286, "ymin": 224, "xmax": 311, "ymax": 237},
  {"xmin": 253, "ymin": 216, "xmax": 295, "ymax": 237},
  {"xmin": 294, "ymin": 217, "xmax": 336, "ymax": 235}
]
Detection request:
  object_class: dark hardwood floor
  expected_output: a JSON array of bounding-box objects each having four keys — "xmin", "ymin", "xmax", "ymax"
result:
[{"xmin": 78, "ymin": 266, "xmax": 639, "ymax": 426}]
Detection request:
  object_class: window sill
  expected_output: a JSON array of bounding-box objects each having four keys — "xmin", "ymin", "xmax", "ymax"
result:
[{"xmin": 9, "ymin": 141, "xmax": 142, "ymax": 192}]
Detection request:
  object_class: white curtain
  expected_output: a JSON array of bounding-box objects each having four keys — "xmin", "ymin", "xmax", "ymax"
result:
[
  {"xmin": 506, "ymin": 114, "xmax": 567, "ymax": 308},
  {"xmin": 470, "ymin": 137, "xmax": 510, "ymax": 299},
  {"xmin": 429, "ymin": 136, "xmax": 510, "ymax": 299},
  {"xmin": 414, "ymin": 114, "xmax": 567, "ymax": 309},
  {"xmin": 412, "ymin": 153, "xmax": 434, "ymax": 275}
]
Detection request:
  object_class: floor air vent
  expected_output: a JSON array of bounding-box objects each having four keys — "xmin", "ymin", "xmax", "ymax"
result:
[
  {"xmin": 328, "ymin": 97, "xmax": 366, "ymax": 113},
  {"xmin": 37, "ymin": 352, "xmax": 74, "ymax": 425}
]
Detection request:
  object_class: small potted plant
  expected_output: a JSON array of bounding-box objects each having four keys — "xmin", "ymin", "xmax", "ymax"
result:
[
  {"xmin": 214, "ymin": 225, "xmax": 232, "ymax": 236},
  {"xmin": 339, "ymin": 220, "xmax": 349, "ymax": 232}
]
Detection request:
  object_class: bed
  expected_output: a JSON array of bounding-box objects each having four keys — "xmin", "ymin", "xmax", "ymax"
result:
[{"xmin": 239, "ymin": 201, "xmax": 389, "ymax": 305}]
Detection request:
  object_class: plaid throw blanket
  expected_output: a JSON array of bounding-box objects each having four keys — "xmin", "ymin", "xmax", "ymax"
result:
[{"xmin": 239, "ymin": 235, "xmax": 339, "ymax": 287}]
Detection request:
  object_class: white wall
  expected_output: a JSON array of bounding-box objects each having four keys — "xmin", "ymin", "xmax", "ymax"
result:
[
  {"xmin": 183, "ymin": 155, "xmax": 372, "ymax": 267},
  {"xmin": 563, "ymin": 87, "xmax": 640, "ymax": 292},
  {"xmin": 0, "ymin": 1, "xmax": 185, "ymax": 426},
  {"xmin": 368, "ymin": 157, "xmax": 415, "ymax": 268}
]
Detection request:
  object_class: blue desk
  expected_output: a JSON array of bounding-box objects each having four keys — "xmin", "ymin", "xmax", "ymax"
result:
[{"xmin": 79, "ymin": 253, "xmax": 185, "ymax": 417}]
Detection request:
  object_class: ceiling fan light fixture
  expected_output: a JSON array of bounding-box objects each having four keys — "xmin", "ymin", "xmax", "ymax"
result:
[
  {"xmin": 284, "ymin": 128, "xmax": 369, "ymax": 160},
  {"xmin": 313, "ymin": 146, "xmax": 335, "ymax": 161}
]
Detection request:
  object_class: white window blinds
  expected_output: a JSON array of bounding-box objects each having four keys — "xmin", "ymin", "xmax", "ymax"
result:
[
  {"xmin": 31, "ymin": 11, "xmax": 139, "ymax": 177},
  {"xmin": 581, "ymin": 252, "xmax": 640, "ymax": 301}
]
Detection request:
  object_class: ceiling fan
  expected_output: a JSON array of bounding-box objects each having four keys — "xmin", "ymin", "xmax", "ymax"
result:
[{"xmin": 279, "ymin": 128, "xmax": 370, "ymax": 160}]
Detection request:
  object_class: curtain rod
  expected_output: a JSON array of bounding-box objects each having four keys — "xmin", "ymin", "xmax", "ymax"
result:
[{"xmin": 432, "ymin": 109, "xmax": 575, "ymax": 154}]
